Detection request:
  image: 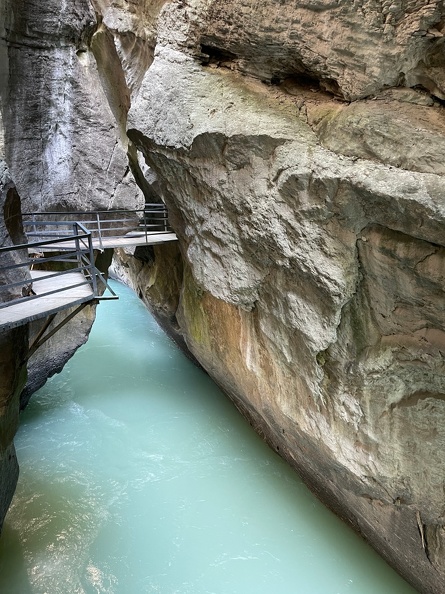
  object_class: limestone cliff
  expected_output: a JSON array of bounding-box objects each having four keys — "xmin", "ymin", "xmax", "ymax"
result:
[
  {"xmin": 123, "ymin": 3, "xmax": 445, "ymax": 593},
  {"xmin": 0, "ymin": 0, "xmax": 147, "ymax": 212},
  {"xmin": 0, "ymin": 0, "xmax": 146, "ymax": 524},
  {"xmin": 2, "ymin": 1, "xmax": 445, "ymax": 593}
]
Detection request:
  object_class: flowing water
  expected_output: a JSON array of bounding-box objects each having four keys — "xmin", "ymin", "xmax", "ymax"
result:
[{"xmin": 0, "ymin": 281, "xmax": 417, "ymax": 594}]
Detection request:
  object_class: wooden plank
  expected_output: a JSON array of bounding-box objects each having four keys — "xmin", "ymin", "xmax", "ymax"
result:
[{"xmin": 0, "ymin": 270, "xmax": 94, "ymax": 331}]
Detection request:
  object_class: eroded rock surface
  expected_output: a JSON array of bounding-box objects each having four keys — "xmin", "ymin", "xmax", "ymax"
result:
[
  {"xmin": 123, "ymin": 3, "xmax": 445, "ymax": 592},
  {"xmin": 158, "ymin": 0, "xmax": 445, "ymax": 101},
  {"xmin": 1, "ymin": 0, "xmax": 145, "ymax": 212}
]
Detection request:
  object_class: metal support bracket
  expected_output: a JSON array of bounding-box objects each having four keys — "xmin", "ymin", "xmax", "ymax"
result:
[{"xmin": 27, "ymin": 302, "xmax": 96, "ymax": 359}]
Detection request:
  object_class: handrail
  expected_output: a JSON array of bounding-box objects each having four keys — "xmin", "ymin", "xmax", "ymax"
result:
[
  {"xmin": 22, "ymin": 204, "xmax": 172, "ymax": 244},
  {"xmin": 22, "ymin": 203, "xmax": 167, "ymax": 217},
  {"xmin": 0, "ymin": 205, "xmax": 174, "ymax": 326},
  {"xmin": 0, "ymin": 221, "xmax": 116, "ymax": 311},
  {"xmin": 1, "ymin": 226, "xmax": 90, "ymax": 253}
]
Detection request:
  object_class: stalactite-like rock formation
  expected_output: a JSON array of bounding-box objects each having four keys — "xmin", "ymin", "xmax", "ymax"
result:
[{"xmin": 2, "ymin": 1, "xmax": 445, "ymax": 592}]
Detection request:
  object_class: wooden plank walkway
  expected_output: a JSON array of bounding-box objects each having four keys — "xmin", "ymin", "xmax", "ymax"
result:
[{"xmin": 0, "ymin": 270, "xmax": 94, "ymax": 331}]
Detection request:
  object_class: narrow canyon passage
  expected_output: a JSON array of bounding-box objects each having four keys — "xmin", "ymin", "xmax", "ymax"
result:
[{"xmin": 0, "ymin": 281, "xmax": 417, "ymax": 593}]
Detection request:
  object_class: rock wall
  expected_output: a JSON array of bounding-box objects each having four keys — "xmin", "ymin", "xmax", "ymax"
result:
[
  {"xmin": 1, "ymin": 0, "xmax": 146, "ymax": 212},
  {"xmin": 122, "ymin": 2, "xmax": 445, "ymax": 593},
  {"xmin": 0, "ymin": 0, "xmax": 152, "ymax": 406},
  {"xmin": 0, "ymin": 137, "xmax": 28, "ymax": 530}
]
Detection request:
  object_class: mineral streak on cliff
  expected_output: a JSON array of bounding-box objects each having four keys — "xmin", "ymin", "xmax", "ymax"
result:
[{"xmin": 1, "ymin": 0, "xmax": 445, "ymax": 592}]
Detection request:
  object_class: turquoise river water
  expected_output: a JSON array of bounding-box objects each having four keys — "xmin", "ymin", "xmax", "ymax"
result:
[{"xmin": 0, "ymin": 281, "xmax": 418, "ymax": 594}]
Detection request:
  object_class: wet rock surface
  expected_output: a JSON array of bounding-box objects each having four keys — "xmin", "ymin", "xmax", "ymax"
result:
[{"xmin": 1, "ymin": 0, "xmax": 144, "ymax": 212}]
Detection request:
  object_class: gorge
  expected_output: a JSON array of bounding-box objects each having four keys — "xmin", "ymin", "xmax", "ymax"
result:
[{"xmin": 1, "ymin": 1, "xmax": 445, "ymax": 593}]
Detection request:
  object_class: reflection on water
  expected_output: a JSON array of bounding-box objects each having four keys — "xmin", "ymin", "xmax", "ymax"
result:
[{"xmin": 0, "ymin": 281, "xmax": 417, "ymax": 593}]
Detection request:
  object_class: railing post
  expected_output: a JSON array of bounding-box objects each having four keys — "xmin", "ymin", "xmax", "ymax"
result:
[
  {"xmin": 96, "ymin": 213, "xmax": 104, "ymax": 251},
  {"xmin": 143, "ymin": 207, "xmax": 148, "ymax": 243},
  {"xmin": 86, "ymin": 229, "xmax": 98, "ymax": 297},
  {"xmin": 74, "ymin": 222, "xmax": 82, "ymax": 270}
]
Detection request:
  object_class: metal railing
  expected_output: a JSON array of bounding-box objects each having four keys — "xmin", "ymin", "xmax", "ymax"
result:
[
  {"xmin": 23, "ymin": 203, "xmax": 172, "ymax": 251},
  {"xmin": 0, "ymin": 221, "xmax": 115, "ymax": 312}
]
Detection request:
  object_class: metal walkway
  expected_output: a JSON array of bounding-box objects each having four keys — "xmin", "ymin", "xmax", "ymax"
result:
[
  {"xmin": 0, "ymin": 204, "xmax": 178, "ymax": 335},
  {"xmin": 1, "ymin": 270, "xmax": 94, "ymax": 330},
  {"xmin": 0, "ymin": 220, "xmax": 115, "ymax": 332},
  {"xmin": 23, "ymin": 204, "xmax": 177, "ymax": 251}
]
